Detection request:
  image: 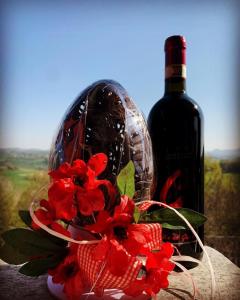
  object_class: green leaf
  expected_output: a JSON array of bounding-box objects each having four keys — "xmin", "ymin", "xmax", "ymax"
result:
[
  {"xmin": 19, "ymin": 210, "xmax": 67, "ymax": 247},
  {"xmin": 41, "ymin": 231, "xmax": 68, "ymax": 248},
  {"xmin": 19, "ymin": 210, "xmax": 32, "ymax": 227},
  {"xmin": 133, "ymin": 206, "xmax": 141, "ymax": 224},
  {"xmin": 0, "ymin": 243, "xmax": 29, "ymax": 265},
  {"xmin": 1, "ymin": 228, "xmax": 65, "ymax": 257},
  {"xmin": 19, "ymin": 254, "xmax": 64, "ymax": 277},
  {"xmin": 161, "ymin": 223, "xmax": 186, "ymax": 230},
  {"xmin": 117, "ymin": 161, "xmax": 135, "ymax": 198},
  {"xmin": 141, "ymin": 208, "xmax": 207, "ymax": 229}
]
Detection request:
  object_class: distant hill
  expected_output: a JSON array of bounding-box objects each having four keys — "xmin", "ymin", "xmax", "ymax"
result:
[
  {"xmin": 0, "ymin": 148, "xmax": 49, "ymax": 157},
  {"xmin": 1, "ymin": 147, "xmax": 240, "ymax": 163},
  {"xmin": 0, "ymin": 148, "xmax": 49, "ymax": 170},
  {"xmin": 206, "ymin": 149, "xmax": 240, "ymax": 160}
]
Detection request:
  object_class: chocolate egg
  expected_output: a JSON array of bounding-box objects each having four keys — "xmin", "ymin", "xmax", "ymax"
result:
[{"xmin": 49, "ymin": 80, "xmax": 153, "ymax": 204}]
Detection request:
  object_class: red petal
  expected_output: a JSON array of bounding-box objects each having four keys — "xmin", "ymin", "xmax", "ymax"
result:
[
  {"xmin": 51, "ymin": 222, "xmax": 71, "ymax": 238},
  {"xmin": 49, "ymin": 162, "xmax": 72, "ymax": 180},
  {"xmin": 145, "ymin": 269, "xmax": 169, "ymax": 294},
  {"xmin": 158, "ymin": 270, "xmax": 171, "ymax": 288},
  {"xmin": 64, "ymin": 271, "xmax": 84, "ymax": 300},
  {"xmin": 84, "ymin": 167, "xmax": 96, "ymax": 189},
  {"xmin": 146, "ymin": 243, "xmax": 174, "ymax": 270},
  {"xmin": 48, "ymin": 263, "xmax": 65, "ymax": 284},
  {"xmin": 77, "ymin": 189, "xmax": 105, "ymax": 216},
  {"xmin": 55, "ymin": 197, "xmax": 77, "ymax": 221},
  {"xmin": 123, "ymin": 226, "xmax": 147, "ymax": 256},
  {"xmin": 124, "ymin": 278, "xmax": 146, "ymax": 297},
  {"xmin": 114, "ymin": 195, "xmax": 135, "ymax": 219},
  {"xmin": 158, "ymin": 258, "xmax": 175, "ymax": 272},
  {"xmin": 146, "ymin": 252, "xmax": 159, "ymax": 270},
  {"xmin": 49, "ymin": 251, "xmax": 76, "ymax": 283},
  {"xmin": 40, "ymin": 199, "xmax": 52, "ymax": 212},
  {"xmin": 95, "ymin": 179, "xmax": 116, "ymax": 198},
  {"xmin": 129, "ymin": 224, "xmax": 151, "ymax": 240},
  {"xmin": 85, "ymin": 210, "xmax": 111, "ymax": 233},
  {"xmin": 32, "ymin": 209, "xmax": 53, "ymax": 229},
  {"xmin": 161, "ymin": 242, "xmax": 174, "ymax": 258},
  {"xmin": 107, "ymin": 240, "xmax": 129, "ymax": 276},
  {"xmin": 77, "ymin": 196, "xmax": 93, "ymax": 216},
  {"xmin": 92, "ymin": 238, "xmax": 110, "ymax": 261},
  {"xmin": 48, "ymin": 179, "xmax": 76, "ymax": 220},
  {"xmin": 114, "ymin": 213, "xmax": 132, "ymax": 225},
  {"xmin": 90, "ymin": 189, "xmax": 105, "ymax": 211},
  {"xmin": 96, "ymin": 179, "xmax": 118, "ymax": 211},
  {"xmin": 70, "ymin": 159, "xmax": 87, "ymax": 177},
  {"xmin": 48, "ymin": 178, "xmax": 75, "ymax": 203},
  {"xmin": 87, "ymin": 153, "xmax": 108, "ymax": 176}
]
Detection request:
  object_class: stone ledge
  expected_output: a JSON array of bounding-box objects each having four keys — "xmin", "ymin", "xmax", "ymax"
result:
[{"xmin": 0, "ymin": 247, "xmax": 239, "ymax": 299}]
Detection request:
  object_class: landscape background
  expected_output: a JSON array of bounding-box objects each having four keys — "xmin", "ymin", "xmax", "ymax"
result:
[{"xmin": 0, "ymin": 148, "xmax": 239, "ymax": 266}]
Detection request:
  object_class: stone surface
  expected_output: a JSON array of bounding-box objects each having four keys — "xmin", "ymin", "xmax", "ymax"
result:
[
  {"xmin": 205, "ymin": 235, "xmax": 240, "ymax": 266},
  {"xmin": 0, "ymin": 247, "xmax": 239, "ymax": 300},
  {"xmin": 160, "ymin": 246, "xmax": 240, "ymax": 299}
]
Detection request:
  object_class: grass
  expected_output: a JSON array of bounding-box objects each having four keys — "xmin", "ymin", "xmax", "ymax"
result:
[
  {"xmin": 204, "ymin": 158, "xmax": 240, "ymax": 265},
  {"xmin": 2, "ymin": 169, "xmax": 39, "ymax": 190},
  {"xmin": 0, "ymin": 171, "xmax": 49, "ymax": 232},
  {"xmin": 0, "ymin": 152, "xmax": 49, "ymax": 232},
  {"xmin": 222, "ymin": 173, "xmax": 240, "ymax": 192}
]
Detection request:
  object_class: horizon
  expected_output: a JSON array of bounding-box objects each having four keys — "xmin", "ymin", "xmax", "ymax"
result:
[
  {"xmin": 1, "ymin": 1, "xmax": 240, "ymax": 151},
  {"xmin": 1, "ymin": 146, "xmax": 240, "ymax": 153}
]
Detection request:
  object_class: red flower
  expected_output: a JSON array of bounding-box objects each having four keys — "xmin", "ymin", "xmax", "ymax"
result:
[
  {"xmin": 124, "ymin": 242, "xmax": 175, "ymax": 297},
  {"xmin": 113, "ymin": 194, "xmax": 135, "ymax": 223},
  {"xmin": 48, "ymin": 178, "xmax": 77, "ymax": 220},
  {"xmin": 32, "ymin": 154, "xmax": 116, "ymax": 238},
  {"xmin": 49, "ymin": 153, "xmax": 115, "ymax": 216},
  {"xmin": 31, "ymin": 177, "xmax": 77, "ymax": 237},
  {"xmin": 119, "ymin": 223, "xmax": 151, "ymax": 256},
  {"xmin": 86, "ymin": 195, "xmax": 135, "ymax": 234},
  {"xmin": 86, "ymin": 196, "xmax": 151, "ymax": 276},
  {"xmin": 93, "ymin": 237, "xmax": 131, "ymax": 276},
  {"xmin": 48, "ymin": 245, "xmax": 84, "ymax": 300},
  {"xmin": 87, "ymin": 153, "xmax": 108, "ymax": 176},
  {"xmin": 74, "ymin": 154, "xmax": 115, "ymax": 216},
  {"xmin": 49, "ymin": 153, "xmax": 107, "ymax": 182},
  {"xmin": 48, "ymin": 162, "xmax": 72, "ymax": 180},
  {"xmin": 145, "ymin": 243, "xmax": 175, "ymax": 294},
  {"xmin": 32, "ymin": 199, "xmax": 71, "ymax": 237},
  {"xmin": 76, "ymin": 188, "xmax": 105, "ymax": 216},
  {"xmin": 86, "ymin": 196, "xmax": 150, "ymax": 256}
]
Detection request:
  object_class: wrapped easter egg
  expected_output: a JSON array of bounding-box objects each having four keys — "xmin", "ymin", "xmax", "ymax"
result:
[{"xmin": 49, "ymin": 80, "xmax": 153, "ymax": 207}]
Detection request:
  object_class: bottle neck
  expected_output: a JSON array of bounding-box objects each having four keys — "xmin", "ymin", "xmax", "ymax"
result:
[
  {"xmin": 164, "ymin": 43, "xmax": 187, "ymax": 95},
  {"xmin": 164, "ymin": 76, "xmax": 186, "ymax": 94}
]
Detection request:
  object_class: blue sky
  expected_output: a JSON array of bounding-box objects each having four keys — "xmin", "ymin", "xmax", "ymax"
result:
[{"xmin": 1, "ymin": 0, "xmax": 239, "ymax": 151}]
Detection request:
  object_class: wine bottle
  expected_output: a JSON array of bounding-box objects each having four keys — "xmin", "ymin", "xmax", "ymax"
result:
[{"xmin": 148, "ymin": 35, "xmax": 204, "ymax": 268}]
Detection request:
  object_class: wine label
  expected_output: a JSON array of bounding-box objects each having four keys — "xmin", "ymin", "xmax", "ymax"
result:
[{"xmin": 165, "ymin": 64, "xmax": 186, "ymax": 79}]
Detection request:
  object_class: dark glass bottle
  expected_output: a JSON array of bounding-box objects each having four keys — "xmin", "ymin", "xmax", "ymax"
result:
[{"xmin": 148, "ymin": 36, "xmax": 204, "ymax": 268}]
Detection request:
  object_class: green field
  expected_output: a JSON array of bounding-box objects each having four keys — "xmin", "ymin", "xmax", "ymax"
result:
[
  {"xmin": 0, "ymin": 149, "xmax": 49, "ymax": 231},
  {"xmin": 204, "ymin": 157, "xmax": 240, "ymax": 265},
  {"xmin": 0, "ymin": 149, "xmax": 239, "ymax": 266}
]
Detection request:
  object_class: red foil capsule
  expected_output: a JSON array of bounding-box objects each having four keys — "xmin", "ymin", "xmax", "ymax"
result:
[{"xmin": 164, "ymin": 35, "xmax": 186, "ymax": 66}]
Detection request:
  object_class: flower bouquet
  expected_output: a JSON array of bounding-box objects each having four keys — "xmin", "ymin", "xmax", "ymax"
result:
[
  {"xmin": 0, "ymin": 80, "xmax": 215, "ymax": 299},
  {"xmin": 0, "ymin": 154, "xmax": 213, "ymax": 299}
]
